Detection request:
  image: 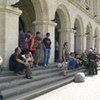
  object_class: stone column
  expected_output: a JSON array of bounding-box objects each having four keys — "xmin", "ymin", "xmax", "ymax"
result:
[
  {"xmin": 69, "ymin": 29, "xmax": 75, "ymax": 53},
  {"xmin": 91, "ymin": 36, "xmax": 94, "ymax": 48},
  {"xmin": 94, "ymin": 37, "xmax": 99, "ymax": 52},
  {"xmin": 97, "ymin": 38, "xmax": 99, "ymax": 52},
  {"xmin": 82, "ymin": 34, "xmax": 87, "ymax": 51},
  {"xmin": 33, "ymin": 20, "xmax": 57, "ymax": 63},
  {"xmin": 0, "ymin": 3, "xmax": 22, "ymax": 66},
  {"xmin": 98, "ymin": 38, "xmax": 100, "ymax": 53}
]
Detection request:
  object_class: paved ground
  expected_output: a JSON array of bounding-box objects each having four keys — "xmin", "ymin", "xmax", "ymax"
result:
[{"xmin": 33, "ymin": 71, "xmax": 100, "ymax": 100}]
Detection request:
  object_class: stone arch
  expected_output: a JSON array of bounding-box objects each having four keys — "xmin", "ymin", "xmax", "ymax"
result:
[
  {"xmin": 94, "ymin": 27, "xmax": 99, "ymax": 51},
  {"xmin": 18, "ymin": 0, "xmax": 36, "ymax": 32},
  {"xmin": 18, "ymin": 0, "xmax": 49, "ymax": 32},
  {"xmin": 31, "ymin": 0, "xmax": 49, "ymax": 21},
  {"xmin": 74, "ymin": 15, "xmax": 84, "ymax": 53},
  {"xmin": 86, "ymin": 22, "xmax": 93, "ymax": 50},
  {"xmin": 54, "ymin": 4, "xmax": 71, "ymax": 61}
]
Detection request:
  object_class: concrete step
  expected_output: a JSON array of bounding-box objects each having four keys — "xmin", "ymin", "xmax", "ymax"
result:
[
  {"xmin": 0, "ymin": 65, "xmax": 84, "ymax": 83},
  {"xmin": 0, "ymin": 67, "xmax": 59, "ymax": 83},
  {"xmin": 0, "ymin": 66, "xmax": 57, "ymax": 76},
  {"xmin": 0, "ymin": 70, "xmax": 63, "ymax": 91},
  {"xmin": 0, "ymin": 65, "xmax": 88, "ymax": 100},
  {"xmin": 0, "ymin": 67, "xmax": 85, "ymax": 91},
  {"xmin": 6, "ymin": 76, "xmax": 74, "ymax": 100},
  {"xmin": 1, "ymin": 68, "xmax": 86, "ymax": 99},
  {"xmin": 2, "ymin": 76, "xmax": 65, "ymax": 98},
  {"xmin": 6, "ymin": 70, "xmax": 89, "ymax": 100}
]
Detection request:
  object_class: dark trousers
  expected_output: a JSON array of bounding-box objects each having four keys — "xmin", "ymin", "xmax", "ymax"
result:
[
  {"xmin": 9, "ymin": 62, "xmax": 31, "ymax": 77},
  {"xmin": 55, "ymin": 50, "xmax": 59, "ymax": 62},
  {"xmin": 88, "ymin": 61, "xmax": 98, "ymax": 75}
]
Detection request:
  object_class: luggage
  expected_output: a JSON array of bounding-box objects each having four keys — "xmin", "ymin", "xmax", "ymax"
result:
[{"xmin": 75, "ymin": 72, "xmax": 85, "ymax": 82}]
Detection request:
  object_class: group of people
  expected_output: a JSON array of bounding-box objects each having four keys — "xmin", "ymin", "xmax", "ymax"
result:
[
  {"xmin": 0, "ymin": 29, "xmax": 99, "ymax": 78},
  {"xmin": 9, "ymin": 30, "xmax": 51, "ymax": 79},
  {"xmin": 62, "ymin": 42, "xmax": 100, "ymax": 75}
]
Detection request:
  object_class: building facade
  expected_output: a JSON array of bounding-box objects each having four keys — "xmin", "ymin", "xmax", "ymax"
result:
[{"xmin": 0, "ymin": 0, "xmax": 100, "ymax": 66}]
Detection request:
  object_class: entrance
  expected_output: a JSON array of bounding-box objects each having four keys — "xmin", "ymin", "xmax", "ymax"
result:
[
  {"xmin": 54, "ymin": 12, "xmax": 61, "ymax": 62},
  {"xmin": 18, "ymin": 0, "xmax": 36, "ymax": 32},
  {"xmin": 55, "ymin": 28, "xmax": 60, "ymax": 62},
  {"xmin": 54, "ymin": 5, "xmax": 71, "ymax": 62}
]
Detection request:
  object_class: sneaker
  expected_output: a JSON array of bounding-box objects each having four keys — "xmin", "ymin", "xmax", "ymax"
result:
[
  {"xmin": 64, "ymin": 71, "xmax": 67, "ymax": 76},
  {"xmin": 18, "ymin": 72, "xmax": 25, "ymax": 75},
  {"xmin": 26, "ymin": 76, "xmax": 32, "ymax": 79},
  {"xmin": 15, "ymin": 73, "xmax": 21, "ymax": 76},
  {"xmin": 44, "ymin": 64, "xmax": 47, "ymax": 67},
  {"xmin": 44, "ymin": 64, "xmax": 48, "ymax": 67}
]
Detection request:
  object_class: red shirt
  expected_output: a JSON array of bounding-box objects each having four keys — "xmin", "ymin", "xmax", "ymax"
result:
[{"xmin": 27, "ymin": 35, "xmax": 36, "ymax": 51}]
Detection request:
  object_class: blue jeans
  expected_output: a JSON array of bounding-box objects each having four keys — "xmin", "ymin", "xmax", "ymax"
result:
[
  {"xmin": 44, "ymin": 48, "xmax": 50, "ymax": 66},
  {"xmin": 68, "ymin": 58, "xmax": 77, "ymax": 69}
]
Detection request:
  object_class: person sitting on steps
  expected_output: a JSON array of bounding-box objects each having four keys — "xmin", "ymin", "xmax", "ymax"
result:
[{"xmin": 9, "ymin": 47, "xmax": 32, "ymax": 79}]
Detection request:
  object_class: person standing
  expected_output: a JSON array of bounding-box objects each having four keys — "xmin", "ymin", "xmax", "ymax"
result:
[
  {"xmin": 55, "ymin": 40, "xmax": 59, "ymax": 62},
  {"xmin": 43, "ymin": 33, "xmax": 51, "ymax": 67},
  {"xmin": 87, "ymin": 49, "xmax": 98, "ymax": 75},
  {"xmin": 35, "ymin": 32, "xmax": 43, "ymax": 67},
  {"xmin": 19, "ymin": 29, "xmax": 28, "ymax": 54},
  {"xmin": 62, "ymin": 42, "xmax": 69, "ymax": 62},
  {"xmin": 26, "ymin": 31, "xmax": 36, "ymax": 58}
]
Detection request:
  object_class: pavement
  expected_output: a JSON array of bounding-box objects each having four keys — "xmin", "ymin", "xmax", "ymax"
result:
[{"xmin": 33, "ymin": 71, "xmax": 100, "ymax": 100}]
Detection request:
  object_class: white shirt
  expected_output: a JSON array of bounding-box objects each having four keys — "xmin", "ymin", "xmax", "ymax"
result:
[
  {"xmin": 0, "ymin": 56, "xmax": 3, "ymax": 65},
  {"xmin": 22, "ymin": 55, "xmax": 32, "ymax": 64}
]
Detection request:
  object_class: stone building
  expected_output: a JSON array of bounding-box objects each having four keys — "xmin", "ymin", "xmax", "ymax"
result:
[{"xmin": 0, "ymin": 0, "xmax": 100, "ymax": 66}]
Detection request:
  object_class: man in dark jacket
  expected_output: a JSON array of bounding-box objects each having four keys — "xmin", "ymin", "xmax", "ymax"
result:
[
  {"xmin": 87, "ymin": 49, "xmax": 98, "ymax": 75},
  {"xmin": 43, "ymin": 33, "xmax": 51, "ymax": 67}
]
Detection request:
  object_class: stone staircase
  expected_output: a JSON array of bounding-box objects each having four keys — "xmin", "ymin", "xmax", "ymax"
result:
[{"xmin": 0, "ymin": 65, "xmax": 93, "ymax": 100}]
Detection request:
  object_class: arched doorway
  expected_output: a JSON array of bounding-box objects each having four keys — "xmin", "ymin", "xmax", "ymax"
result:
[
  {"xmin": 15, "ymin": 0, "xmax": 49, "ymax": 63},
  {"xmin": 54, "ymin": 12, "xmax": 61, "ymax": 62},
  {"xmin": 54, "ymin": 5, "xmax": 71, "ymax": 61},
  {"xmin": 18, "ymin": 0, "xmax": 36, "ymax": 32},
  {"xmin": 74, "ymin": 16, "xmax": 83, "ymax": 53},
  {"xmin": 86, "ymin": 23, "xmax": 93, "ymax": 50},
  {"xmin": 17, "ymin": 0, "xmax": 49, "ymax": 33},
  {"xmin": 94, "ymin": 27, "xmax": 99, "ymax": 51}
]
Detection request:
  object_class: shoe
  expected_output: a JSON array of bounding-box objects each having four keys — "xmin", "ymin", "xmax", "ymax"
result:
[
  {"xmin": 64, "ymin": 71, "xmax": 67, "ymax": 76},
  {"xmin": 15, "ymin": 73, "xmax": 21, "ymax": 76},
  {"xmin": 26, "ymin": 76, "xmax": 32, "ymax": 79},
  {"xmin": 18, "ymin": 72, "xmax": 24, "ymax": 75},
  {"xmin": 44, "ymin": 64, "xmax": 47, "ymax": 67},
  {"xmin": 44, "ymin": 64, "xmax": 48, "ymax": 67}
]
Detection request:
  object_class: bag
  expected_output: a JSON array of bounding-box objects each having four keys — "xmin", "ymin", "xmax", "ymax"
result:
[{"xmin": 75, "ymin": 72, "xmax": 85, "ymax": 82}]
